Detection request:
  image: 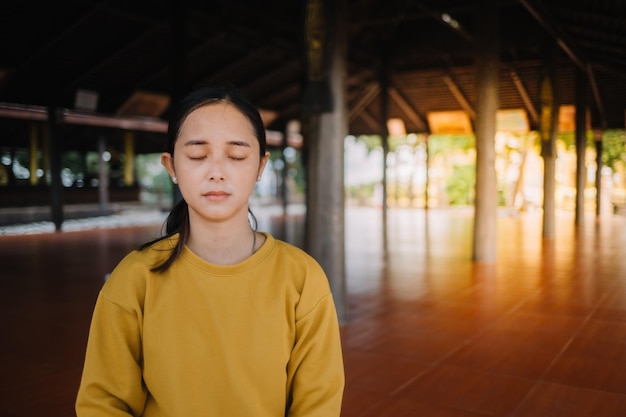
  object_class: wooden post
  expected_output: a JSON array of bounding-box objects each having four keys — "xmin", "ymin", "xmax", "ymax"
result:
[
  {"xmin": 46, "ymin": 107, "xmax": 64, "ymax": 231},
  {"xmin": 281, "ymin": 130, "xmax": 289, "ymax": 216},
  {"xmin": 123, "ymin": 131, "xmax": 135, "ymax": 186},
  {"xmin": 303, "ymin": 0, "xmax": 347, "ymax": 323},
  {"xmin": 29, "ymin": 123, "xmax": 39, "ymax": 186},
  {"xmin": 380, "ymin": 47, "xmax": 390, "ymax": 229},
  {"xmin": 594, "ymin": 130, "xmax": 603, "ymax": 217},
  {"xmin": 540, "ymin": 40, "xmax": 558, "ymax": 239},
  {"xmin": 424, "ymin": 134, "xmax": 430, "ymax": 210},
  {"xmin": 169, "ymin": 0, "xmax": 187, "ymax": 206},
  {"xmin": 98, "ymin": 136, "xmax": 110, "ymax": 211},
  {"xmin": 574, "ymin": 68, "xmax": 588, "ymax": 226},
  {"xmin": 472, "ymin": 2, "xmax": 499, "ymax": 263}
]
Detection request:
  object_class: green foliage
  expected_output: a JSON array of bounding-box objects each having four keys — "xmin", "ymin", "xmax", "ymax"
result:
[
  {"xmin": 355, "ymin": 135, "xmax": 382, "ymax": 152},
  {"xmin": 557, "ymin": 129, "xmax": 625, "ymax": 170},
  {"xmin": 346, "ymin": 183, "xmax": 377, "ymax": 201},
  {"xmin": 62, "ymin": 151, "xmax": 85, "ymax": 176},
  {"xmin": 557, "ymin": 130, "xmax": 595, "ymax": 150},
  {"xmin": 429, "ymin": 134, "xmax": 475, "ymax": 155},
  {"xmin": 269, "ymin": 148, "xmax": 306, "ymax": 194},
  {"xmin": 601, "ymin": 130, "xmax": 626, "ymax": 170},
  {"xmin": 13, "ymin": 150, "xmax": 30, "ymax": 170},
  {"xmin": 355, "ymin": 133, "xmax": 475, "ymax": 155},
  {"xmin": 446, "ymin": 164, "xmax": 475, "ymax": 205},
  {"xmin": 135, "ymin": 153, "xmax": 171, "ymax": 194},
  {"xmin": 354, "ymin": 134, "xmax": 424, "ymax": 153}
]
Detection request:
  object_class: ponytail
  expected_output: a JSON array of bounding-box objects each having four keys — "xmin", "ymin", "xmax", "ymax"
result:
[{"xmin": 139, "ymin": 199, "xmax": 190, "ymax": 272}]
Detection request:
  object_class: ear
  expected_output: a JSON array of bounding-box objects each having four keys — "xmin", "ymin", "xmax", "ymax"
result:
[
  {"xmin": 161, "ymin": 152, "xmax": 176, "ymax": 178},
  {"xmin": 257, "ymin": 152, "xmax": 270, "ymax": 180}
]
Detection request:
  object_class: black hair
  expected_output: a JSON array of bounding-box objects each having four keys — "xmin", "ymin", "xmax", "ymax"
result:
[{"xmin": 140, "ymin": 84, "xmax": 267, "ymax": 272}]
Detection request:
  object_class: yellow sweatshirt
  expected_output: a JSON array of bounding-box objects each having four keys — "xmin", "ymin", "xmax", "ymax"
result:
[{"xmin": 76, "ymin": 233, "xmax": 344, "ymax": 417}]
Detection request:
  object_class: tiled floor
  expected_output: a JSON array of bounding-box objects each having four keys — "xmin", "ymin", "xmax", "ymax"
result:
[{"xmin": 1, "ymin": 206, "xmax": 625, "ymax": 416}]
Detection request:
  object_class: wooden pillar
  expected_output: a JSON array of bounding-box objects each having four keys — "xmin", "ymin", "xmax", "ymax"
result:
[
  {"xmin": 123, "ymin": 131, "xmax": 135, "ymax": 186},
  {"xmin": 303, "ymin": 0, "xmax": 347, "ymax": 323},
  {"xmin": 594, "ymin": 130, "xmax": 604, "ymax": 217},
  {"xmin": 169, "ymin": 0, "xmax": 187, "ymax": 206},
  {"xmin": 169, "ymin": 0, "xmax": 188, "ymax": 104},
  {"xmin": 424, "ymin": 134, "xmax": 430, "ymax": 210},
  {"xmin": 97, "ymin": 136, "xmax": 110, "ymax": 211},
  {"xmin": 41, "ymin": 124, "xmax": 50, "ymax": 180},
  {"xmin": 29, "ymin": 123, "xmax": 39, "ymax": 186},
  {"xmin": 540, "ymin": 41, "xmax": 559, "ymax": 239},
  {"xmin": 280, "ymin": 129, "xmax": 289, "ymax": 215},
  {"xmin": 46, "ymin": 107, "xmax": 64, "ymax": 231},
  {"xmin": 380, "ymin": 48, "xmax": 390, "ymax": 228},
  {"xmin": 472, "ymin": 2, "xmax": 499, "ymax": 263},
  {"xmin": 574, "ymin": 68, "xmax": 588, "ymax": 226}
]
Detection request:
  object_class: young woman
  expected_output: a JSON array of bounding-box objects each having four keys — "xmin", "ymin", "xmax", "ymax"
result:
[{"xmin": 76, "ymin": 85, "xmax": 345, "ymax": 417}]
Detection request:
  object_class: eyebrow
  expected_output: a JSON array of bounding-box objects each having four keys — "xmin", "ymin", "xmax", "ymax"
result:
[{"xmin": 183, "ymin": 139, "xmax": 252, "ymax": 147}]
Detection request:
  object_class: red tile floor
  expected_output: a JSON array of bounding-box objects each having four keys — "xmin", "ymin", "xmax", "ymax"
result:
[{"xmin": 1, "ymin": 206, "xmax": 626, "ymax": 416}]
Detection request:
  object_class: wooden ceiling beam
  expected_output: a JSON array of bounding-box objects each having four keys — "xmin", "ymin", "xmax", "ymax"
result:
[
  {"xmin": 240, "ymin": 58, "xmax": 302, "ymax": 97},
  {"xmin": 64, "ymin": 24, "xmax": 167, "ymax": 97},
  {"xmin": 413, "ymin": 1, "xmax": 475, "ymax": 44},
  {"xmin": 442, "ymin": 75, "xmax": 476, "ymax": 120},
  {"xmin": 388, "ymin": 85, "xmax": 429, "ymax": 132},
  {"xmin": 358, "ymin": 109, "xmax": 382, "ymax": 133},
  {"xmin": 508, "ymin": 68, "xmax": 539, "ymax": 125},
  {"xmin": 349, "ymin": 82, "xmax": 380, "ymax": 122},
  {"xmin": 195, "ymin": 46, "xmax": 275, "ymax": 88},
  {"xmin": 587, "ymin": 64, "xmax": 606, "ymax": 129},
  {"xmin": 259, "ymin": 82, "xmax": 300, "ymax": 109},
  {"xmin": 519, "ymin": 0, "xmax": 585, "ymax": 69},
  {"xmin": 139, "ymin": 32, "xmax": 228, "ymax": 88},
  {"xmin": 519, "ymin": 0, "xmax": 607, "ymax": 128}
]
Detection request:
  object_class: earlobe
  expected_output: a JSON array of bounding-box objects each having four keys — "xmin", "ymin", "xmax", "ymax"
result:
[
  {"xmin": 161, "ymin": 152, "xmax": 176, "ymax": 178},
  {"xmin": 257, "ymin": 152, "xmax": 270, "ymax": 180}
]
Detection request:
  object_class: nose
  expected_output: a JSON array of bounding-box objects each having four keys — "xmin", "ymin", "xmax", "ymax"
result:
[{"xmin": 208, "ymin": 156, "xmax": 225, "ymax": 181}]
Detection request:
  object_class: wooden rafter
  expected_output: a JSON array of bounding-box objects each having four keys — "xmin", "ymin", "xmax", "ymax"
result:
[
  {"xmin": 388, "ymin": 85, "xmax": 429, "ymax": 132},
  {"xmin": 519, "ymin": 0, "xmax": 606, "ymax": 128},
  {"xmin": 349, "ymin": 82, "xmax": 380, "ymax": 122},
  {"xmin": 358, "ymin": 109, "xmax": 381, "ymax": 132},
  {"xmin": 442, "ymin": 75, "xmax": 476, "ymax": 120},
  {"xmin": 587, "ymin": 64, "xmax": 607, "ymax": 129},
  {"xmin": 509, "ymin": 68, "xmax": 539, "ymax": 125}
]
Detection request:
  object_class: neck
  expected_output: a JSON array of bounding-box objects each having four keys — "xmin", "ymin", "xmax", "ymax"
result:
[{"xmin": 185, "ymin": 216, "xmax": 257, "ymax": 265}]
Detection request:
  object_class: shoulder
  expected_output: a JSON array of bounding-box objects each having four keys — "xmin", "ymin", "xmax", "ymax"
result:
[
  {"xmin": 271, "ymin": 238, "xmax": 326, "ymax": 278},
  {"xmin": 273, "ymin": 238, "xmax": 317, "ymax": 261},
  {"xmin": 115, "ymin": 235, "xmax": 177, "ymax": 275},
  {"xmin": 266, "ymin": 237, "xmax": 332, "ymax": 311},
  {"xmin": 100, "ymin": 235, "xmax": 178, "ymax": 306}
]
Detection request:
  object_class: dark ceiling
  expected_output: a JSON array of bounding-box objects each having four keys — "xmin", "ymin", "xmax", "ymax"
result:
[{"xmin": 1, "ymin": 0, "xmax": 626, "ymax": 153}]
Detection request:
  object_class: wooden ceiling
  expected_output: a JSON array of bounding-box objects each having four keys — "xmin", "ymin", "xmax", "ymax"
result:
[{"xmin": 1, "ymin": 0, "xmax": 626, "ymax": 152}]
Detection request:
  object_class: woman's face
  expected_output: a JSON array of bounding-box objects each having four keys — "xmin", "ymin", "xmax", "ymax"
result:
[{"xmin": 162, "ymin": 101, "xmax": 269, "ymax": 225}]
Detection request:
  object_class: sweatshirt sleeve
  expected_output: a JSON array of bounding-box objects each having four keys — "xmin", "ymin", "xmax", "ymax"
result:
[
  {"xmin": 286, "ymin": 267, "xmax": 345, "ymax": 417},
  {"xmin": 75, "ymin": 278, "xmax": 147, "ymax": 416}
]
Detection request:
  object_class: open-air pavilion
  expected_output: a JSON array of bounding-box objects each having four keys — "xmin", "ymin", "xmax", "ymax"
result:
[{"xmin": 1, "ymin": 3, "xmax": 626, "ymax": 414}]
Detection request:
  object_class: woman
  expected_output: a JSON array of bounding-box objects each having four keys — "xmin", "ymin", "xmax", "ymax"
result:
[{"xmin": 76, "ymin": 85, "xmax": 345, "ymax": 416}]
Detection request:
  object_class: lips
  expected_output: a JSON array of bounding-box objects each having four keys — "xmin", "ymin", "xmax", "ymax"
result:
[{"xmin": 202, "ymin": 191, "xmax": 230, "ymax": 200}]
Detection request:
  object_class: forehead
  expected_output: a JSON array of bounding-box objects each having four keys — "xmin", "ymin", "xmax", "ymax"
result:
[{"xmin": 178, "ymin": 102, "xmax": 256, "ymax": 140}]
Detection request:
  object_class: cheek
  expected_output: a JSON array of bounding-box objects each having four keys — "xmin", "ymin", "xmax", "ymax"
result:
[{"xmin": 170, "ymin": 161, "xmax": 201, "ymax": 187}]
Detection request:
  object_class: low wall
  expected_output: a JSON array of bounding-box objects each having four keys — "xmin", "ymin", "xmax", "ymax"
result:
[{"xmin": 0, "ymin": 185, "xmax": 140, "ymax": 207}]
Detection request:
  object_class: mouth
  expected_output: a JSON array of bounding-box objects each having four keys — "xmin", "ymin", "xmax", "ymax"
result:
[{"xmin": 202, "ymin": 191, "xmax": 230, "ymax": 201}]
